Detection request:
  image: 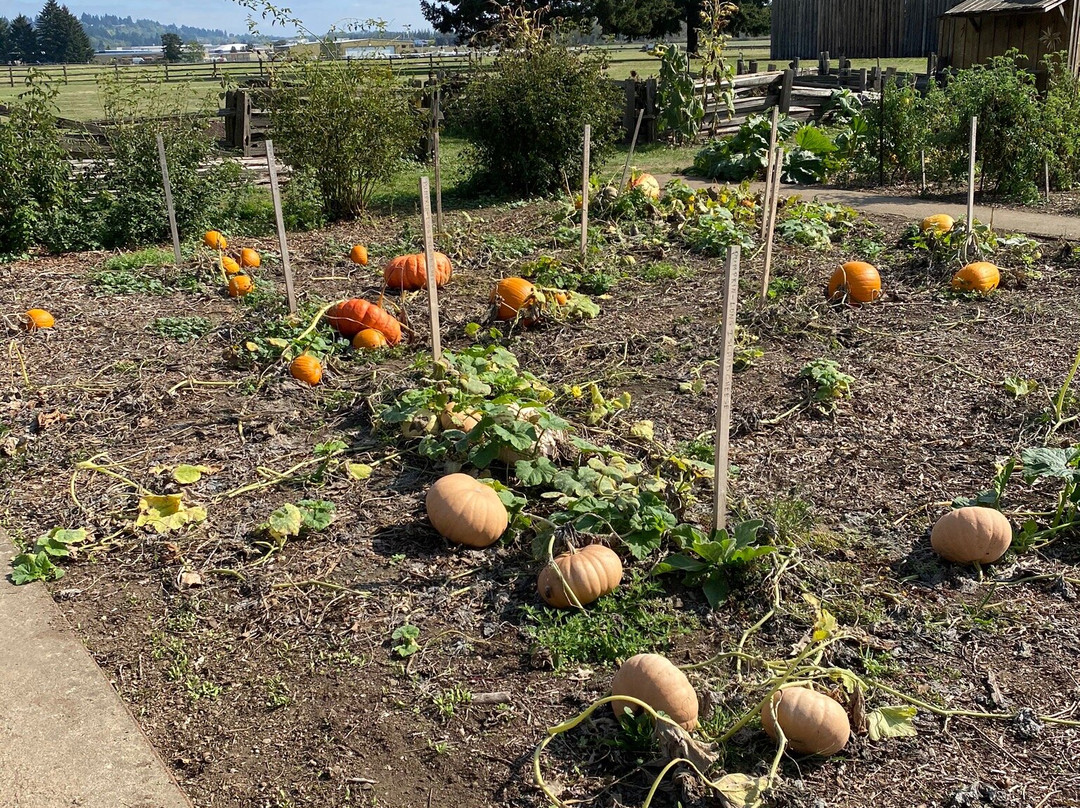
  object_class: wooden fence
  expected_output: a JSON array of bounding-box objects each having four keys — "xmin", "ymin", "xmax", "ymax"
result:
[{"xmin": 771, "ymin": 0, "xmax": 960, "ymax": 59}]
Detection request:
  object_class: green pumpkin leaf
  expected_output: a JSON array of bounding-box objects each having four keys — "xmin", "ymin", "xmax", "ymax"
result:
[
  {"xmin": 266, "ymin": 503, "xmax": 303, "ymax": 540},
  {"xmin": 867, "ymin": 705, "xmax": 918, "ymax": 741},
  {"xmin": 173, "ymin": 464, "xmax": 211, "ymax": 484},
  {"xmin": 346, "ymin": 462, "xmax": 374, "ymax": 481},
  {"xmin": 136, "ymin": 494, "xmax": 207, "ymax": 534}
]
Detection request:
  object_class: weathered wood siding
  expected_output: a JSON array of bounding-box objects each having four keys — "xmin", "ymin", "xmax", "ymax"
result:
[
  {"xmin": 771, "ymin": 0, "xmax": 962, "ymax": 58},
  {"xmin": 939, "ymin": 1, "xmax": 1080, "ymax": 73}
]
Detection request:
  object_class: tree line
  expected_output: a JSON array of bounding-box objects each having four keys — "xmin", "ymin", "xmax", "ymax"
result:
[
  {"xmin": 0, "ymin": 0, "xmax": 94, "ymax": 64},
  {"xmin": 420, "ymin": 0, "xmax": 771, "ymax": 51}
]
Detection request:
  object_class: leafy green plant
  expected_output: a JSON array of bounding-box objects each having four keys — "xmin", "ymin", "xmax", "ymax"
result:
[
  {"xmin": 653, "ymin": 520, "xmax": 776, "ymax": 607},
  {"xmin": 777, "ymin": 200, "xmax": 857, "ymax": 250},
  {"xmin": 1003, "ymin": 376, "xmax": 1038, "ymax": 398},
  {"xmin": 655, "ymin": 43, "xmax": 703, "ymax": 144},
  {"xmin": 11, "ymin": 527, "xmax": 88, "ymax": 584},
  {"xmin": 392, "ymin": 624, "xmax": 421, "ymax": 658},
  {"xmin": 679, "ymin": 208, "xmax": 755, "ymax": 255},
  {"xmin": 150, "ymin": 316, "xmax": 212, "ymax": 343},
  {"xmin": 800, "ymin": 359, "xmax": 854, "ymax": 411},
  {"xmin": 257, "ymin": 499, "xmax": 336, "ymax": 555},
  {"xmin": 693, "ymin": 113, "xmax": 799, "ymax": 181}
]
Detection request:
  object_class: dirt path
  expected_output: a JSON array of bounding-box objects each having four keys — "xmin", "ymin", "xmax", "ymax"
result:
[
  {"xmin": 0, "ymin": 535, "xmax": 192, "ymax": 808},
  {"xmin": 653, "ymin": 174, "xmax": 1080, "ymax": 239}
]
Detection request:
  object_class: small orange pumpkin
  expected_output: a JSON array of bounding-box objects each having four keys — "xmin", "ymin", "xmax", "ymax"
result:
[
  {"xmin": 326, "ymin": 298, "xmax": 402, "ymax": 344},
  {"xmin": 222, "ymin": 255, "xmax": 241, "ymax": 275},
  {"xmin": 827, "ymin": 261, "xmax": 881, "ymax": 305},
  {"xmin": 240, "ymin": 248, "xmax": 261, "ymax": 268},
  {"xmin": 350, "ymin": 245, "xmax": 369, "ymax": 266},
  {"xmin": 538, "ymin": 544, "xmax": 623, "ymax": 608},
  {"xmin": 921, "ymin": 214, "xmax": 954, "ymax": 234},
  {"xmin": 553, "ymin": 290, "xmax": 569, "ymax": 306},
  {"xmin": 611, "ymin": 653, "xmax": 698, "ymax": 731},
  {"xmin": 761, "ymin": 687, "xmax": 851, "ymax": 756},
  {"xmin": 352, "ymin": 328, "xmax": 388, "ymax": 350},
  {"xmin": 629, "ymin": 172, "xmax": 661, "ymax": 200},
  {"xmin": 289, "ymin": 354, "xmax": 323, "ymax": 385},
  {"xmin": 204, "ymin": 230, "xmax": 227, "ymax": 250},
  {"xmin": 951, "ymin": 262, "xmax": 999, "ymax": 294},
  {"xmin": 384, "ymin": 252, "xmax": 453, "ymax": 291},
  {"xmin": 228, "ymin": 275, "xmax": 254, "ymax": 298},
  {"xmin": 24, "ymin": 309, "xmax": 55, "ymax": 330},
  {"xmin": 491, "ymin": 277, "xmax": 538, "ymax": 322}
]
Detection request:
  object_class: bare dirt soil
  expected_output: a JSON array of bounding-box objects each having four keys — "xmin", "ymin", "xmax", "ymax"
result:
[{"xmin": 2, "ymin": 197, "xmax": 1079, "ymax": 808}]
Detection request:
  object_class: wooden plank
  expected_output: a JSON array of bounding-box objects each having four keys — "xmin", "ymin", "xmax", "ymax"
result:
[
  {"xmin": 155, "ymin": 134, "xmax": 183, "ymax": 266},
  {"xmin": 419, "ymin": 176, "xmax": 442, "ymax": 361},
  {"xmin": 779, "ymin": 69, "xmax": 794, "ymax": 113},
  {"xmin": 581, "ymin": 125, "xmax": 591, "ymax": 257},
  {"xmin": 620, "ymin": 108, "xmax": 645, "ymax": 192},
  {"xmin": 265, "ymin": 140, "xmax": 298, "ymax": 316},
  {"xmin": 712, "ymin": 245, "xmax": 742, "ymax": 533},
  {"xmin": 760, "ymin": 147, "xmax": 785, "ymax": 299},
  {"xmin": 433, "ymin": 86, "xmax": 443, "ymax": 234},
  {"xmin": 967, "ymin": 116, "xmax": 977, "ymax": 235},
  {"xmin": 760, "ymin": 106, "xmax": 780, "ymax": 241}
]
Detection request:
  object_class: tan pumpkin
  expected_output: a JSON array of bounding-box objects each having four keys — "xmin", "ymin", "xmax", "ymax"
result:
[
  {"xmin": 629, "ymin": 172, "xmax": 661, "ymax": 200},
  {"xmin": 240, "ymin": 248, "xmax": 261, "ymax": 268},
  {"xmin": 930, "ymin": 506, "xmax": 1012, "ymax": 564},
  {"xmin": 425, "ymin": 473, "xmax": 508, "ymax": 548},
  {"xmin": 228, "ymin": 275, "xmax": 254, "ymax": 298},
  {"xmin": 204, "ymin": 230, "xmax": 227, "ymax": 250},
  {"xmin": 384, "ymin": 252, "xmax": 453, "ymax": 291},
  {"xmin": 491, "ymin": 277, "xmax": 538, "ymax": 323},
  {"xmin": 951, "ymin": 262, "xmax": 999, "ymax": 294},
  {"xmin": 326, "ymin": 298, "xmax": 402, "ymax": 344},
  {"xmin": 438, "ymin": 403, "xmax": 481, "ymax": 433},
  {"xmin": 352, "ymin": 328, "xmax": 388, "ymax": 350},
  {"xmin": 827, "ymin": 261, "xmax": 881, "ymax": 305},
  {"xmin": 289, "ymin": 354, "xmax": 323, "ymax": 386},
  {"xmin": 537, "ymin": 544, "xmax": 623, "ymax": 608},
  {"xmin": 350, "ymin": 244, "xmax": 369, "ymax": 266},
  {"xmin": 222, "ymin": 255, "xmax": 241, "ymax": 275},
  {"xmin": 761, "ymin": 686, "xmax": 850, "ymax": 756},
  {"xmin": 611, "ymin": 653, "xmax": 698, "ymax": 731},
  {"xmin": 920, "ymin": 214, "xmax": 954, "ymax": 235},
  {"xmin": 24, "ymin": 309, "xmax": 55, "ymax": 330}
]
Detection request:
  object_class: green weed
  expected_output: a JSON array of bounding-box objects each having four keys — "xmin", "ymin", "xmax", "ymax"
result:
[{"xmin": 150, "ymin": 316, "xmax": 212, "ymax": 343}]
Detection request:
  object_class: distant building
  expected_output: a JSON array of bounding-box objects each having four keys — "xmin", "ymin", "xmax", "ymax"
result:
[{"xmin": 92, "ymin": 45, "xmax": 165, "ymax": 64}]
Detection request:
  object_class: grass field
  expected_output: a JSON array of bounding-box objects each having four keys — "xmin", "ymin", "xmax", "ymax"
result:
[{"xmin": 0, "ymin": 39, "xmax": 929, "ymax": 121}]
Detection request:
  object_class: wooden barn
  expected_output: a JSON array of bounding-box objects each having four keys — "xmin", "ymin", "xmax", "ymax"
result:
[
  {"xmin": 938, "ymin": 0, "xmax": 1080, "ymax": 73},
  {"xmin": 770, "ymin": 0, "xmax": 963, "ymax": 59}
]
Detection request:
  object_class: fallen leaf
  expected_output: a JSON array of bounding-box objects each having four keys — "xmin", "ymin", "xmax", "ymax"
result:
[
  {"xmin": 347, "ymin": 462, "xmax": 373, "ymax": 481},
  {"xmin": 653, "ymin": 721, "xmax": 719, "ymax": 772},
  {"xmin": 630, "ymin": 420, "xmax": 655, "ymax": 441},
  {"xmin": 867, "ymin": 705, "xmax": 918, "ymax": 741},
  {"xmin": 179, "ymin": 570, "xmax": 203, "ymax": 587},
  {"xmin": 136, "ymin": 494, "xmax": 207, "ymax": 534},
  {"xmin": 173, "ymin": 464, "xmax": 212, "ymax": 485},
  {"xmin": 714, "ymin": 773, "xmax": 768, "ymax": 808}
]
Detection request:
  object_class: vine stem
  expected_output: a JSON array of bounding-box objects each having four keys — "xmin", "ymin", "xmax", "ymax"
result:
[{"xmin": 541, "ymin": 529, "xmax": 586, "ymax": 611}]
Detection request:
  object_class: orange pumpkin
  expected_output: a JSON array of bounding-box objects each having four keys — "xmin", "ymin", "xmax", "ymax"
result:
[
  {"xmin": 222, "ymin": 256, "xmax": 241, "ymax": 275},
  {"xmin": 204, "ymin": 230, "xmax": 227, "ymax": 250},
  {"xmin": 24, "ymin": 309, "xmax": 55, "ymax": 330},
  {"xmin": 491, "ymin": 277, "xmax": 538, "ymax": 322},
  {"xmin": 538, "ymin": 544, "xmax": 623, "ymax": 608},
  {"xmin": 553, "ymin": 290, "xmax": 569, "ymax": 306},
  {"xmin": 931, "ymin": 506, "xmax": 1012, "ymax": 564},
  {"xmin": 240, "ymin": 248, "xmax": 261, "ymax": 268},
  {"xmin": 352, "ymin": 328, "xmax": 388, "ymax": 350},
  {"xmin": 951, "ymin": 262, "xmax": 999, "ymax": 294},
  {"xmin": 629, "ymin": 172, "xmax": 661, "ymax": 200},
  {"xmin": 289, "ymin": 354, "xmax": 323, "ymax": 385},
  {"xmin": 326, "ymin": 298, "xmax": 402, "ymax": 345},
  {"xmin": 384, "ymin": 252, "xmax": 453, "ymax": 291},
  {"xmin": 827, "ymin": 261, "xmax": 881, "ymax": 305},
  {"xmin": 228, "ymin": 275, "xmax": 254, "ymax": 297},
  {"xmin": 349, "ymin": 245, "xmax": 369, "ymax": 266}
]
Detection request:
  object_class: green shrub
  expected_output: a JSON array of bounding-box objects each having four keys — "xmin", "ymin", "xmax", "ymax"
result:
[
  {"xmin": 270, "ymin": 59, "xmax": 419, "ymax": 219},
  {"xmin": 858, "ymin": 77, "xmax": 931, "ymax": 184},
  {"xmin": 450, "ymin": 42, "xmax": 622, "ymax": 195},
  {"xmin": 1042, "ymin": 52, "xmax": 1080, "ymax": 190}
]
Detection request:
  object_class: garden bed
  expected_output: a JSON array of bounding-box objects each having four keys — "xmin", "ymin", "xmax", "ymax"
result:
[{"xmin": 1, "ymin": 193, "xmax": 1079, "ymax": 808}]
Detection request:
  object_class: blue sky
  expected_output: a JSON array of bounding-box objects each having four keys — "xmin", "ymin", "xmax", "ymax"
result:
[{"xmin": 5, "ymin": 0, "xmax": 429, "ymax": 36}]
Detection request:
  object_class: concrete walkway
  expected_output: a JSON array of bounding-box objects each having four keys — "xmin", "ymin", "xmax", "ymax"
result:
[
  {"xmin": 653, "ymin": 174, "xmax": 1080, "ymax": 240},
  {"xmin": 0, "ymin": 536, "xmax": 192, "ymax": 808}
]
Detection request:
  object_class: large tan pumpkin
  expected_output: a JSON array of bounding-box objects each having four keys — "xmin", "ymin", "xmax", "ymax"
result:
[
  {"xmin": 611, "ymin": 653, "xmax": 698, "ymax": 731},
  {"xmin": 761, "ymin": 686, "xmax": 850, "ymax": 756},
  {"xmin": 425, "ymin": 473, "xmax": 508, "ymax": 548},
  {"xmin": 537, "ymin": 544, "xmax": 623, "ymax": 608},
  {"xmin": 930, "ymin": 506, "xmax": 1012, "ymax": 564}
]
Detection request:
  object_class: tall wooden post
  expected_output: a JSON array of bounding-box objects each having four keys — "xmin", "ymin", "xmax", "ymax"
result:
[
  {"xmin": 155, "ymin": 134, "xmax": 182, "ymax": 266},
  {"xmin": 581, "ymin": 124, "xmax": 591, "ymax": 257},
  {"xmin": 760, "ymin": 147, "xmax": 784, "ymax": 300},
  {"xmin": 760, "ymin": 106, "xmax": 780, "ymax": 240},
  {"xmin": 966, "ymin": 117, "xmax": 978, "ymax": 235},
  {"xmin": 620, "ymin": 108, "xmax": 645, "ymax": 192},
  {"xmin": 713, "ymin": 246, "xmax": 742, "ymax": 533},
  {"xmin": 419, "ymin": 176, "xmax": 442, "ymax": 361},
  {"xmin": 433, "ymin": 85, "xmax": 444, "ymax": 234},
  {"xmin": 264, "ymin": 140, "xmax": 298, "ymax": 315}
]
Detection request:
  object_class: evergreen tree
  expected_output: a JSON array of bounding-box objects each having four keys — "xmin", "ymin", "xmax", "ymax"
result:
[
  {"xmin": 61, "ymin": 8, "xmax": 93, "ymax": 63},
  {"xmin": 36, "ymin": 0, "xmax": 66, "ymax": 62},
  {"xmin": 181, "ymin": 40, "xmax": 205, "ymax": 62},
  {"xmin": 729, "ymin": 0, "xmax": 771, "ymax": 37},
  {"xmin": 10, "ymin": 15, "xmax": 38, "ymax": 63},
  {"xmin": 161, "ymin": 32, "xmax": 183, "ymax": 61},
  {"xmin": 420, "ymin": 0, "xmax": 591, "ymax": 43},
  {"xmin": 593, "ymin": 0, "xmax": 682, "ymax": 40},
  {"xmin": 0, "ymin": 18, "xmax": 11, "ymax": 63}
]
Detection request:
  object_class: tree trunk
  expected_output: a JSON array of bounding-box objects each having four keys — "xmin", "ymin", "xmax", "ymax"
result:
[{"xmin": 685, "ymin": 0, "xmax": 702, "ymax": 55}]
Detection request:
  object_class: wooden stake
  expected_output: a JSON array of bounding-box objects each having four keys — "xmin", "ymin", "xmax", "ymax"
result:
[
  {"xmin": 619, "ymin": 108, "xmax": 645, "ymax": 192},
  {"xmin": 155, "ymin": 133, "xmax": 182, "ymax": 266},
  {"xmin": 966, "ymin": 116, "xmax": 977, "ymax": 236},
  {"xmin": 433, "ymin": 85, "xmax": 444, "ymax": 234},
  {"xmin": 1044, "ymin": 158, "xmax": 1051, "ymax": 201},
  {"xmin": 419, "ymin": 176, "xmax": 442, "ymax": 361},
  {"xmin": 759, "ymin": 147, "xmax": 784, "ymax": 299},
  {"xmin": 712, "ymin": 245, "xmax": 742, "ymax": 533},
  {"xmin": 581, "ymin": 124, "xmax": 591, "ymax": 257},
  {"xmin": 760, "ymin": 105, "xmax": 780, "ymax": 240},
  {"xmin": 264, "ymin": 140, "xmax": 297, "ymax": 316},
  {"xmin": 920, "ymin": 149, "xmax": 927, "ymax": 194}
]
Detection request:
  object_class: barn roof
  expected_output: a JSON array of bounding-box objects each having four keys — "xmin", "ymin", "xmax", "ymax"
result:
[{"xmin": 943, "ymin": 0, "xmax": 1067, "ymax": 15}]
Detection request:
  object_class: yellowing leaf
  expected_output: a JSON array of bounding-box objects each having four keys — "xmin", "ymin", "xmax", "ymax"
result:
[
  {"xmin": 347, "ymin": 462, "xmax": 374, "ymax": 481},
  {"xmin": 630, "ymin": 420, "xmax": 654, "ymax": 441},
  {"xmin": 266, "ymin": 503, "xmax": 303, "ymax": 540},
  {"xmin": 714, "ymin": 773, "xmax": 768, "ymax": 808},
  {"xmin": 867, "ymin": 705, "xmax": 918, "ymax": 741},
  {"xmin": 267, "ymin": 338, "xmax": 290, "ymax": 349},
  {"xmin": 136, "ymin": 494, "xmax": 207, "ymax": 534},
  {"xmin": 173, "ymin": 464, "xmax": 211, "ymax": 485},
  {"xmin": 244, "ymin": 341, "xmax": 259, "ymax": 351}
]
